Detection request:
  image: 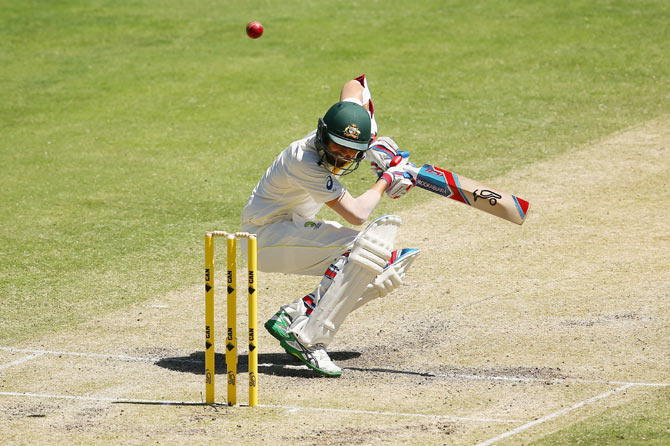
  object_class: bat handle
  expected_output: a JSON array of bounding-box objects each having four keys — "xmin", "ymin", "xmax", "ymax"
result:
[
  {"xmin": 390, "ymin": 154, "xmax": 403, "ymax": 167},
  {"xmin": 389, "ymin": 155, "xmax": 420, "ymax": 177}
]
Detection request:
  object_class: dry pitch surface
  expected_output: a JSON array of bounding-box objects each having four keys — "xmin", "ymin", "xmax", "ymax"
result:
[{"xmin": 1, "ymin": 119, "xmax": 669, "ymax": 445}]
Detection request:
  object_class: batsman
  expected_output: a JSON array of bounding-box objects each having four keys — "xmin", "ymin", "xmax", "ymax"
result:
[{"xmin": 241, "ymin": 75, "xmax": 419, "ymax": 376}]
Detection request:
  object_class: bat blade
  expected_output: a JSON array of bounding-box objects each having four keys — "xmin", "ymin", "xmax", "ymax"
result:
[{"xmin": 407, "ymin": 163, "xmax": 530, "ymax": 225}]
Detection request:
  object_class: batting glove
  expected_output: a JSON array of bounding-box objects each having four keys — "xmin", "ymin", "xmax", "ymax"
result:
[
  {"xmin": 366, "ymin": 136, "xmax": 410, "ymax": 177},
  {"xmin": 380, "ymin": 164, "xmax": 416, "ymax": 200}
]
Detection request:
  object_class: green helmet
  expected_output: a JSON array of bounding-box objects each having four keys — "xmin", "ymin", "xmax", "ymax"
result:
[{"xmin": 315, "ymin": 101, "xmax": 372, "ymax": 175}]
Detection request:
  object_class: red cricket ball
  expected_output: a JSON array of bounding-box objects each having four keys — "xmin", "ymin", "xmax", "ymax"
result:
[{"xmin": 246, "ymin": 21, "xmax": 263, "ymax": 39}]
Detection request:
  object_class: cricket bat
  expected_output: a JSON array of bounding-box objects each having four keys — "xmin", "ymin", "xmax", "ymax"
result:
[{"xmin": 403, "ymin": 163, "xmax": 530, "ymax": 225}]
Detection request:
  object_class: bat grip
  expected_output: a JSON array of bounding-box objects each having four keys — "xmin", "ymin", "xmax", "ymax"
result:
[{"xmin": 389, "ymin": 154, "xmax": 403, "ymax": 167}]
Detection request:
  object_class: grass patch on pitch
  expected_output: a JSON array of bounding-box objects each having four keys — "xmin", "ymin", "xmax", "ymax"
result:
[
  {"xmin": 1, "ymin": 0, "xmax": 669, "ymax": 344},
  {"xmin": 530, "ymin": 387, "xmax": 670, "ymax": 446}
]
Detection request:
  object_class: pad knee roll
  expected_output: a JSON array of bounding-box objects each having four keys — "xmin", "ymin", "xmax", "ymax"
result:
[{"xmin": 349, "ymin": 214, "xmax": 401, "ymax": 273}]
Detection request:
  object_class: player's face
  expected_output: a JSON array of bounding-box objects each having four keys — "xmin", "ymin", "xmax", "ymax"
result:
[{"xmin": 327, "ymin": 139, "xmax": 360, "ymax": 167}]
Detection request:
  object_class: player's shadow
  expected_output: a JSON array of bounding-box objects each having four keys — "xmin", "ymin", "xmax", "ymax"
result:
[{"xmin": 155, "ymin": 350, "xmax": 361, "ymax": 378}]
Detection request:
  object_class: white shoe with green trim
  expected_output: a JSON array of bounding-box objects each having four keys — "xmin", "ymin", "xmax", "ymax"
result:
[{"xmin": 280, "ymin": 334, "xmax": 342, "ymax": 377}]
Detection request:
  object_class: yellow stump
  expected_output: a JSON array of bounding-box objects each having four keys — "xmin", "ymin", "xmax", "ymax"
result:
[
  {"xmin": 226, "ymin": 235, "xmax": 238, "ymax": 406},
  {"xmin": 248, "ymin": 235, "xmax": 258, "ymax": 407},
  {"xmin": 204, "ymin": 234, "xmax": 215, "ymax": 404}
]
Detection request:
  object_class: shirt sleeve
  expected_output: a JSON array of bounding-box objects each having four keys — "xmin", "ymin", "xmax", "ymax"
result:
[{"xmin": 353, "ymin": 74, "xmax": 377, "ymax": 138}]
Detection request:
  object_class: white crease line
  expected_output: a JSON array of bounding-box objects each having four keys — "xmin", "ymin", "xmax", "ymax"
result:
[
  {"xmin": 0, "ymin": 391, "xmax": 201, "ymax": 405},
  {"xmin": 474, "ymin": 383, "xmax": 635, "ymax": 446},
  {"xmin": 260, "ymin": 363, "xmax": 308, "ymax": 370},
  {"xmin": 0, "ymin": 352, "xmax": 46, "ymax": 371},
  {"xmin": 347, "ymin": 367, "xmax": 670, "ymax": 387},
  {"xmin": 0, "ymin": 391, "xmax": 522, "ymax": 423},
  {"xmin": 429, "ymin": 372, "xmax": 670, "ymax": 387},
  {"xmin": 2, "ymin": 346, "xmax": 669, "ymax": 387},
  {"xmin": 0, "ymin": 347, "xmax": 163, "ymax": 363}
]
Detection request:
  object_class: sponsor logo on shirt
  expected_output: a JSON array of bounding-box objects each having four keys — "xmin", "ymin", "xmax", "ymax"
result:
[{"xmin": 326, "ymin": 176, "xmax": 333, "ymax": 190}]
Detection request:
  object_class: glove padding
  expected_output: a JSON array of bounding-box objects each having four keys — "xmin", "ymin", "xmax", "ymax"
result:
[
  {"xmin": 380, "ymin": 164, "xmax": 416, "ymax": 199},
  {"xmin": 366, "ymin": 136, "xmax": 410, "ymax": 177}
]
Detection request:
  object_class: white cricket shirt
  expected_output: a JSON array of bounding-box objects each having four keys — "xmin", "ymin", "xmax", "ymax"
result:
[{"xmin": 241, "ymin": 131, "xmax": 346, "ymax": 226}]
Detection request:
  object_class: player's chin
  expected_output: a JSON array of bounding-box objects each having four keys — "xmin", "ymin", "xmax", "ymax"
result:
[{"xmin": 335, "ymin": 161, "xmax": 352, "ymax": 169}]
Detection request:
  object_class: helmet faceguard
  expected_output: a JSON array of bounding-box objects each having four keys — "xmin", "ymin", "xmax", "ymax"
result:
[
  {"xmin": 315, "ymin": 102, "xmax": 372, "ymax": 176},
  {"xmin": 316, "ymin": 118, "xmax": 366, "ymax": 175}
]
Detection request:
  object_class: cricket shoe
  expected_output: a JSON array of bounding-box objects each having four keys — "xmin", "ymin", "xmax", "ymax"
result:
[
  {"xmin": 280, "ymin": 334, "xmax": 342, "ymax": 377},
  {"xmin": 264, "ymin": 309, "xmax": 292, "ymax": 343}
]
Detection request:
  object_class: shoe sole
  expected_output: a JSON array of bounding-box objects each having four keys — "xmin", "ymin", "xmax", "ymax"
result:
[{"xmin": 280, "ymin": 339, "xmax": 342, "ymax": 377}]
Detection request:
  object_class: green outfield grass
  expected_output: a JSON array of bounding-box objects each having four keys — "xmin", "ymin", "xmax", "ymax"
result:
[
  {"xmin": 1, "ymin": 0, "xmax": 668, "ymax": 336},
  {"xmin": 2, "ymin": 0, "xmax": 668, "ymax": 341},
  {"xmin": 531, "ymin": 387, "xmax": 670, "ymax": 446},
  {"xmin": 1, "ymin": 0, "xmax": 668, "ymax": 356}
]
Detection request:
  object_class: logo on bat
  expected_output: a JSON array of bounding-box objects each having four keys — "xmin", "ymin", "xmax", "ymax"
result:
[
  {"xmin": 416, "ymin": 165, "xmax": 453, "ymax": 198},
  {"xmin": 473, "ymin": 189, "xmax": 502, "ymax": 206}
]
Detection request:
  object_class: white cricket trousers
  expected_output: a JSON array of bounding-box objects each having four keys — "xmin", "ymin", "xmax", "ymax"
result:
[{"xmin": 241, "ymin": 217, "xmax": 358, "ymax": 276}]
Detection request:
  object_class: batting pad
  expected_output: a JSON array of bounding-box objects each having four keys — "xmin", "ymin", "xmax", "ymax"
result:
[{"xmin": 294, "ymin": 215, "xmax": 401, "ymax": 347}]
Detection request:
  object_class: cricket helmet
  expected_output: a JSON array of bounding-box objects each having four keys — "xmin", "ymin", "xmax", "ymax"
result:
[{"xmin": 315, "ymin": 101, "xmax": 372, "ymax": 175}]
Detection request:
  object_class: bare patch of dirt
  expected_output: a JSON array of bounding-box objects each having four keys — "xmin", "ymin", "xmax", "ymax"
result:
[
  {"xmin": 291, "ymin": 422, "xmax": 458, "ymax": 446},
  {"xmin": 561, "ymin": 312, "xmax": 653, "ymax": 327}
]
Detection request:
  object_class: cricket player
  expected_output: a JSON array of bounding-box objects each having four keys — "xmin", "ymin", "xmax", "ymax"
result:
[{"xmin": 241, "ymin": 75, "xmax": 420, "ymax": 376}]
